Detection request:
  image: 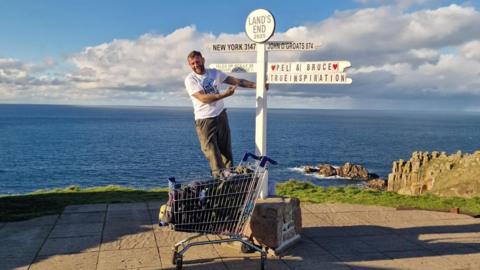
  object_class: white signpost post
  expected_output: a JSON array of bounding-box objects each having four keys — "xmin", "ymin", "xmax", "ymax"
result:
[
  {"xmin": 245, "ymin": 8, "xmax": 275, "ymax": 199},
  {"xmin": 210, "ymin": 9, "xmax": 352, "ymax": 199}
]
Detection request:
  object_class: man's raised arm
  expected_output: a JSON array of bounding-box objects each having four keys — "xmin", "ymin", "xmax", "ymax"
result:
[{"xmin": 224, "ymin": 76, "xmax": 256, "ymax": 89}]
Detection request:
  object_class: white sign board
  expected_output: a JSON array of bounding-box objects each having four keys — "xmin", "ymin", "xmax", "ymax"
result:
[
  {"xmin": 208, "ymin": 41, "xmax": 320, "ymax": 52},
  {"xmin": 245, "ymin": 9, "xmax": 275, "ymax": 43},
  {"xmin": 209, "ymin": 63, "xmax": 256, "ymax": 73},
  {"xmin": 268, "ymin": 73, "xmax": 352, "ymax": 84},
  {"xmin": 210, "ymin": 61, "xmax": 351, "ymax": 74},
  {"xmin": 269, "ymin": 61, "xmax": 351, "ymax": 73}
]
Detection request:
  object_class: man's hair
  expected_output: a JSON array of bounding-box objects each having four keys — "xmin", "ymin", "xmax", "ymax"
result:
[{"xmin": 187, "ymin": 50, "xmax": 202, "ymax": 60}]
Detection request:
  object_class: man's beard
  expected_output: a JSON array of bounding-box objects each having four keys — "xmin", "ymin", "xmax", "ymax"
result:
[{"xmin": 194, "ymin": 64, "xmax": 205, "ymax": 74}]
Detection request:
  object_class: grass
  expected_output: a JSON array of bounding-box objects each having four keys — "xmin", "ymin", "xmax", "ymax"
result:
[
  {"xmin": 277, "ymin": 180, "xmax": 480, "ymax": 217},
  {"xmin": 2, "ymin": 180, "xmax": 479, "ymax": 222},
  {"xmin": 0, "ymin": 185, "xmax": 168, "ymax": 222}
]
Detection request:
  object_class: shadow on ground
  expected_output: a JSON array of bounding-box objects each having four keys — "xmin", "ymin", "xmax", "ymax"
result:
[{"xmin": 2, "ymin": 203, "xmax": 480, "ymax": 270}]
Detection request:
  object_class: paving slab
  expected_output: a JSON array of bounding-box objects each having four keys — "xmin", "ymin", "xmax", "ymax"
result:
[
  {"xmin": 0, "ymin": 258, "xmax": 33, "ymax": 270},
  {"xmin": 311, "ymin": 211, "xmax": 369, "ymax": 226},
  {"xmin": 97, "ymin": 247, "xmax": 161, "ymax": 270},
  {"xmin": 30, "ymin": 252, "xmax": 99, "ymax": 270},
  {"xmin": 101, "ymin": 231, "xmax": 156, "ymax": 250},
  {"xmin": 49, "ymin": 222, "xmax": 103, "ymax": 238},
  {"xmin": 39, "ymin": 235, "xmax": 101, "ymax": 255},
  {"xmin": 3, "ymin": 201, "xmax": 480, "ymax": 270},
  {"xmin": 57, "ymin": 212, "xmax": 106, "ymax": 224},
  {"xmin": 155, "ymin": 229, "xmax": 208, "ymax": 247},
  {"xmin": 281, "ymin": 255, "xmax": 353, "ymax": 270},
  {"xmin": 103, "ymin": 221, "xmax": 152, "ymax": 236},
  {"xmin": 386, "ymin": 250, "xmax": 462, "ymax": 270},
  {"xmin": 223, "ymin": 257, "xmax": 290, "ymax": 270},
  {"xmin": 356, "ymin": 235, "xmax": 427, "ymax": 252},
  {"xmin": 63, "ymin": 203, "xmax": 107, "ymax": 213},
  {"xmin": 108, "ymin": 202, "xmax": 148, "ymax": 211},
  {"xmin": 2, "ymin": 215, "xmax": 58, "ymax": 228},
  {"xmin": 312, "ymin": 236, "xmax": 376, "ymax": 255},
  {"xmin": 147, "ymin": 201, "xmax": 165, "ymax": 211},
  {"xmin": 0, "ymin": 224, "xmax": 53, "ymax": 270},
  {"xmin": 106, "ymin": 209, "xmax": 151, "ymax": 224},
  {"xmin": 149, "ymin": 209, "xmax": 160, "ymax": 225},
  {"xmin": 401, "ymin": 232, "xmax": 480, "ymax": 251}
]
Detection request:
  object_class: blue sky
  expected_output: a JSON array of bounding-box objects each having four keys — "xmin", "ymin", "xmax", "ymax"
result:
[
  {"xmin": 0, "ymin": 0, "xmax": 471, "ymax": 61},
  {"xmin": 1, "ymin": 0, "xmax": 480, "ymax": 110},
  {"xmin": 0, "ymin": 0, "xmax": 365, "ymax": 61}
]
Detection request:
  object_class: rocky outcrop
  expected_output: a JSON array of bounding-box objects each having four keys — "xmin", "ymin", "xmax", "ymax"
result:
[
  {"xmin": 318, "ymin": 164, "xmax": 338, "ymax": 177},
  {"xmin": 366, "ymin": 179, "xmax": 387, "ymax": 190},
  {"xmin": 388, "ymin": 151, "xmax": 480, "ymax": 198},
  {"xmin": 303, "ymin": 166, "xmax": 319, "ymax": 174},
  {"xmin": 304, "ymin": 163, "xmax": 374, "ymax": 181},
  {"xmin": 340, "ymin": 162, "xmax": 369, "ymax": 180}
]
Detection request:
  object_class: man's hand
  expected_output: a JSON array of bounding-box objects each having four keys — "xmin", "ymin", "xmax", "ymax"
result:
[
  {"xmin": 224, "ymin": 85, "xmax": 237, "ymax": 97},
  {"xmin": 252, "ymin": 83, "xmax": 269, "ymax": 91}
]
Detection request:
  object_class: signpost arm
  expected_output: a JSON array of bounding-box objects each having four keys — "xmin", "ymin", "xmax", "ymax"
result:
[{"xmin": 255, "ymin": 42, "xmax": 269, "ymax": 199}]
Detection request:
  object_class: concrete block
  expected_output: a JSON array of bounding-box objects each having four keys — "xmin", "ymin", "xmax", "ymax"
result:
[{"xmin": 244, "ymin": 196, "xmax": 302, "ymax": 255}]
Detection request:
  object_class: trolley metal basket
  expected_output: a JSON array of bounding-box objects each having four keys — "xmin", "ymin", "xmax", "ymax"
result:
[{"xmin": 162, "ymin": 152, "xmax": 277, "ymax": 270}]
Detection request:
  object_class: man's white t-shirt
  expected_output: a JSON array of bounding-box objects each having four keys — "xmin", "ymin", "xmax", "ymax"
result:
[{"xmin": 185, "ymin": 68, "xmax": 228, "ymax": 120}]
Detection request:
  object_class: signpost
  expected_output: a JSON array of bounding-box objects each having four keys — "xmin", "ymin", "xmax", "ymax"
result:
[
  {"xmin": 210, "ymin": 61, "xmax": 352, "ymax": 74},
  {"xmin": 245, "ymin": 9, "xmax": 274, "ymax": 199},
  {"xmin": 210, "ymin": 9, "xmax": 352, "ymax": 199},
  {"xmin": 207, "ymin": 41, "xmax": 320, "ymax": 52}
]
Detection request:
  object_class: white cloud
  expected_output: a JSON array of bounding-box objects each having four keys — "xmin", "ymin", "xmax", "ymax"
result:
[
  {"xmin": 460, "ymin": 40, "xmax": 480, "ymax": 60},
  {"xmin": 2, "ymin": 4, "xmax": 480, "ymax": 110}
]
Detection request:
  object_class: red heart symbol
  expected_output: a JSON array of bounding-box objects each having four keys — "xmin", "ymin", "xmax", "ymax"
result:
[
  {"xmin": 271, "ymin": 65, "xmax": 276, "ymax": 71},
  {"xmin": 333, "ymin": 63, "xmax": 338, "ymax": 70}
]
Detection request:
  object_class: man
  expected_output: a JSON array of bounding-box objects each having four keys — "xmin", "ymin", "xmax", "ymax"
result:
[{"xmin": 184, "ymin": 50, "xmax": 257, "ymax": 177}]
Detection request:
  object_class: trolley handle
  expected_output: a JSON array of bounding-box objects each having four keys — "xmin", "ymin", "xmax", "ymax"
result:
[
  {"xmin": 259, "ymin": 156, "xmax": 278, "ymax": 167},
  {"xmin": 242, "ymin": 152, "xmax": 261, "ymax": 162}
]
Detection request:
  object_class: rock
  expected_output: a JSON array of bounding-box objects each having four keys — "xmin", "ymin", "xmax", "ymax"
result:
[
  {"xmin": 316, "ymin": 164, "xmax": 337, "ymax": 177},
  {"xmin": 366, "ymin": 179, "xmax": 386, "ymax": 190},
  {"xmin": 339, "ymin": 162, "xmax": 370, "ymax": 180},
  {"xmin": 387, "ymin": 150, "xmax": 480, "ymax": 198},
  {"xmin": 303, "ymin": 166, "xmax": 319, "ymax": 173}
]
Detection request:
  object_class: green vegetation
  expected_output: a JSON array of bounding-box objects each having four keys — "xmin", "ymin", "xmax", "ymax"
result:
[
  {"xmin": 277, "ymin": 180, "xmax": 480, "ymax": 216},
  {"xmin": 2, "ymin": 180, "xmax": 480, "ymax": 222},
  {"xmin": 0, "ymin": 185, "xmax": 168, "ymax": 222}
]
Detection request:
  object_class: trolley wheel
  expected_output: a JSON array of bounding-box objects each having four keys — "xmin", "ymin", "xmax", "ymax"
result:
[
  {"xmin": 175, "ymin": 257, "xmax": 183, "ymax": 270},
  {"xmin": 260, "ymin": 254, "xmax": 266, "ymax": 270},
  {"xmin": 241, "ymin": 243, "xmax": 255, "ymax": 254},
  {"xmin": 172, "ymin": 251, "xmax": 178, "ymax": 265}
]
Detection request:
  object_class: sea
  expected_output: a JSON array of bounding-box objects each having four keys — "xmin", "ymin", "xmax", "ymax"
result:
[{"xmin": 1, "ymin": 104, "xmax": 479, "ymax": 195}]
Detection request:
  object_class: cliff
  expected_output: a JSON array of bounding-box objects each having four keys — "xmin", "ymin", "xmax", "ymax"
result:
[{"xmin": 387, "ymin": 151, "xmax": 480, "ymax": 198}]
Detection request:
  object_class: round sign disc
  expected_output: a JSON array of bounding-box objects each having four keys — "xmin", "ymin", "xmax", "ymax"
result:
[{"xmin": 245, "ymin": 9, "xmax": 275, "ymax": 43}]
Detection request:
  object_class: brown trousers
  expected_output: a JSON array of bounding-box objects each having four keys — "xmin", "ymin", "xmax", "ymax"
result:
[{"xmin": 195, "ymin": 109, "xmax": 233, "ymax": 176}]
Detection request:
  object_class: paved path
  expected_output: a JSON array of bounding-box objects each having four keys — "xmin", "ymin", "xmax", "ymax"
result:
[{"xmin": 1, "ymin": 202, "xmax": 480, "ymax": 270}]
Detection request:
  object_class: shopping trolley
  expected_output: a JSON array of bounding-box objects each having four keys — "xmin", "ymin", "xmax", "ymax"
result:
[{"xmin": 161, "ymin": 152, "xmax": 277, "ymax": 270}]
